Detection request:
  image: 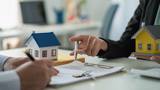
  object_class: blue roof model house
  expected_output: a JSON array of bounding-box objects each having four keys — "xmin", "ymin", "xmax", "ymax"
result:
[{"xmin": 25, "ymin": 32, "xmax": 61, "ymax": 60}]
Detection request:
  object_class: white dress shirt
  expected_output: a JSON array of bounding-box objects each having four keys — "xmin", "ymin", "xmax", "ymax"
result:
[{"xmin": 0, "ymin": 55, "xmax": 20, "ymax": 90}]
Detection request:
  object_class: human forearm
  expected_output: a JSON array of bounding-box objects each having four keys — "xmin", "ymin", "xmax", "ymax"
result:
[{"xmin": 98, "ymin": 39, "xmax": 135, "ymax": 59}]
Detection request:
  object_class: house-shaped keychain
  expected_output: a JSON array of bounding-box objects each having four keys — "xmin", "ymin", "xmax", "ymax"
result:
[
  {"xmin": 25, "ymin": 32, "xmax": 61, "ymax": 60},
  {"xmin": 132, "ymin": 25, "xmax": 160, "ymax": 59}
]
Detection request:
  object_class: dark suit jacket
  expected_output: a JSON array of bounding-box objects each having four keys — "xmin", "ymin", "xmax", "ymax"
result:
[{"xmin": 98, "ymin": 0, "xmax": 160, "ymax": 59}]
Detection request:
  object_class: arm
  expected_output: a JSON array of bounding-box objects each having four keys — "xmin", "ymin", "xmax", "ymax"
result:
[
  {"xmin": 0, "ymin": 55, "xmax": 20, "ymax": 90},
  {"xmin": 0, "ymin": 70, "xmax": 20, "ymax": 90},
  {"xmin": 0, "ymin": 55, "xmax": 10, "ymax": 71},
  {"xmin": 0, "ymin": 56, "xmax": 59, "ymax": 90},
  {"xmin": 98, "ymin": 0, "xmax": 145, "ymax": 59}
]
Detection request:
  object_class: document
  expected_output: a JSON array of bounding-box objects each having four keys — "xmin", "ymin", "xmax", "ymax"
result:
[
  {"xmin": 130, "ymin": 68, "xmax": 160, "ymax": 79},
  {"xmin": 50, "ymin": 61, "xmax": 124, "ymax": 86}
]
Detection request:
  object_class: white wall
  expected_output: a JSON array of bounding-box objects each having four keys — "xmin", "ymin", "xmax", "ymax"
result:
[
  {"xmin": 109, "ymin": 0, "xmax": 139, "ymax": 40},
  {"xmin": 86, "ymin": 0, "xmax": 111, "ymax": 22},
  {"xmin": 44, "ymin": 0, "xmax": 111, "ymax": 24},
  {"xmin": 0, "ymin": 0, "xmax": 21, "ymax": 29},
  {"xmin": 44, "ymin": 0, "xmax": 65, "ymax": 24}
]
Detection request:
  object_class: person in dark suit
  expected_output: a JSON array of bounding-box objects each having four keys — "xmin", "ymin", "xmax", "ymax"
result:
[{"xmin": 70, "ymin": 0, "xmax": 160, "ymax": 63}]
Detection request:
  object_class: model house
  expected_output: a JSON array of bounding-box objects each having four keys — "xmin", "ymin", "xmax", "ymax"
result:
[
  {"xmin": 132, "ymin": 25, "xmax": 160, "ymax": 55},
  {"xmin": 25, "ymin": 32, "xmax": 61, "ymax": 60}
]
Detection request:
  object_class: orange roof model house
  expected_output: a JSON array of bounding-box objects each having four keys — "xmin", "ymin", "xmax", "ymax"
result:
[{"xmin": 132, "ymin": 25, "xmax": 160, "ymax": 59}]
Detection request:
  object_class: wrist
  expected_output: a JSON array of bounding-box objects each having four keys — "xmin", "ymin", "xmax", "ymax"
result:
[
  {"xmin": 100, "ymin": 39, "xmax": 108, "ymax": 51},
  {"xmin": 3, "ymin": 57, "xmax": 14, "ymax": 71}
]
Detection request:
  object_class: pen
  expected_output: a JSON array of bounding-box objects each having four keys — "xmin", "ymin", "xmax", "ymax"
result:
[
  {"xmin": 74, "ymin": 41, "xmax": 78, "ymax": 61},
  {"xmin": 25, "ymin": 51, "xmax": 35, "ymax": 61}
]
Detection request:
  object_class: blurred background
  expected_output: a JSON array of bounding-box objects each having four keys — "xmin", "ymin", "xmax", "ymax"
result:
[{"xmin": 0, "ymin": 0, "xmax": 139, "ymax": 50}]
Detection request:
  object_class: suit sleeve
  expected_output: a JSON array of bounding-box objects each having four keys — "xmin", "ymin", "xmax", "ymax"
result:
[
  {"xmin": 0, "ymin": 55, "xmax": 21, "ymax": 90},
  {"xmin": 0, "ymin": 55, "xmax": 10, "ymax": 71},
  {"xmin": 0, "ymin": 70, "xmax": 20, "ymax": 90},
  {"xmin": 98, "ymin": 0, "xmax": 145, "ymax": 59}
]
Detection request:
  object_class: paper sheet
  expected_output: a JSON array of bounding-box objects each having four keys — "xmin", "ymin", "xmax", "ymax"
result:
[
  {"xmin": 50, "ymin": 61, "xmax": 124, "ymax": 86},
  {"xmin": 130, "ymin": 68, "xmax": 160, "ymax": 79}
]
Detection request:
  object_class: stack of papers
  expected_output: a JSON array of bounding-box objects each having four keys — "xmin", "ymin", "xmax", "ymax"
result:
[{"xmin": 50, "ymin": 61, "xmax": 124, "ymax": 86}]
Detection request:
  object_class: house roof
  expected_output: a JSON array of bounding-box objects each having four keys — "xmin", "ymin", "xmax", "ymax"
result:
[
  {"xmin": 26, "ymin": 32, "xmax": 61, "ymax": 48},
  {"xmin": 132, "ymin": 25, "xmax": 160, "ymax": 39}
]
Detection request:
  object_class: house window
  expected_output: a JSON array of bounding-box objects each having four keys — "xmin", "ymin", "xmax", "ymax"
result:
[
  {"xmin": 35, "ymin": 50, "xmax": 39, "ymax": 57},
  {"xmin": 147, "ymin": 44, "xmax": 152, "ymax": 50},
  {"xmin": 138, "ymin": 43, "xmax": 142, "ymax": 50},
  {"xmin": 42, "ymin": 50, "xmax": 47, "ymax": 57},
  {"xmin": 51, "ymin": 49, "xmax": 56, "ymax": 56}
]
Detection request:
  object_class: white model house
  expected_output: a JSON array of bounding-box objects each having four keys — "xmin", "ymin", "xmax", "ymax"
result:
[{"xmin": 25, "ymin": 32, "xmax": 61, "ymax": 60}]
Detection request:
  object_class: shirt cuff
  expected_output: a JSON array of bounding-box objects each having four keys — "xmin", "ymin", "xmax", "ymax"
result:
[
  {"xmin": 0, "ymin": 70, "xmax": 20, "ymax": 90},
  {"xmin": 97, "ymin": 38, "xmax": 110, "ymax": 58},
  {"xmin": 0, "ymin": 55, "xmax": 10, "ymax": 71}
]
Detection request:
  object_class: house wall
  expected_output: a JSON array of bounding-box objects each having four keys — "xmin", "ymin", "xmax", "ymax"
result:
[
  {"xmin": 26, "ymin": 37, "xmax": 59, "ymax": 60},
  {"xmin": 40, "ymin": 46, "xmax": 58, "ymax": 60},
  {"xmin": 26, "ymin": 37, "xmax": 39, "ymax": 49},
  {"xmin": 26, "ymin": 38, "xmax": 40, "ymax": 59},
  {"xmin": 136, "ymin": 30, "xmax": 160, "ymax": 54}
]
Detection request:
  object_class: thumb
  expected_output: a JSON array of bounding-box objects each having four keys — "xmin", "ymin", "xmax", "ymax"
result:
[
  {"xmin": 41, "ymin": 60, "xmax": 53, "ymax": 68},
  {"xmin": 48, "ymin": 67, "xmax": 59, "ymax": 77}
]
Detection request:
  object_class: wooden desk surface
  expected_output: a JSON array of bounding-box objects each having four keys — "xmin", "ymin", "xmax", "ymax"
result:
[{"xmin": 0, "ymin": 49, "xmax": 160, "ymax": 90}]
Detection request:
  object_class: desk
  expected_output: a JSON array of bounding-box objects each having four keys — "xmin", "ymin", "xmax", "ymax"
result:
[{"xmin": 0, "ymin": 49, "xmax": 160, "ymax": 90}]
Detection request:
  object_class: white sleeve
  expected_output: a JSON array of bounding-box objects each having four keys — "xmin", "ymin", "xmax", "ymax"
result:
[
  {"xmin": 0, "ymin": 55, "xmax": 9, "ymax": 71},
  {"xmin": 0, "ymin": 70, "xmax": 20, "ymax": 90}
]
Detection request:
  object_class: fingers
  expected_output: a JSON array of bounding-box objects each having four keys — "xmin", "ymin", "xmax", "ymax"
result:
[
  {"xmin": 69, "ymin": 35, "xmax": 102, "ymax": 56},
  {"xmin": 17, "ymin": 58, "xmax": 30, "ymax": 65},
  {"xmin": 48, "ymin": 67, "xmax": 59, "ymax": 77},
  {"xmin": 91, "ymin": 39, "xmax": 101, "ymax": 56},
  {"xmin": 70, "ymin": 35, "xmax": 88, "ymax": 50},
  {"xmin": 69, "ymin": 35, "xmax": 88, "ymax": 42},
  {"xmin": 34, "ymin": 60, "xmax": 59, "ymax": 77},
  {"xmin": 35, "ymin": 59, "xmax": 53, "ymax": 66},
  {"xmin": 85, "ymin": 36, "xmax": 102, "ymax": 56},
  {"xmin": 85, "ymin": 36, "xmax": 92, "ymax": 55},
  {"xmin": 44, "ymin": 60, "xmax": 59, "ymax": 75},
  {"xmin": 86, "ymin": 36, "xmax": 95, "ymax": 56},
  {"xmin": 41, "ymin": 60, "xmax": 59, "ymax": 75},
  {"xmin": 4, "ymin": 57, "xmax": 30, "ymax": 70},
  {"xmin": 42, "ymin": 60, "xmax": 53, "ymax": 68}
]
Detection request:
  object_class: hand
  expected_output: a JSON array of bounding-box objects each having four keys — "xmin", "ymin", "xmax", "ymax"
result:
[
  {"xmin": 16, "ymin": 60, "xmax": 59, "ymax": 90},
  {"xmin": 150, "ymin": 56, "xmax": 160, "ymax": 64},
  {"xmin": 3, "ymin": 57, "xmax": 29, "ymax": 71},
  {"xmin": 69, "ymin": 35, "xmax": 108, "ymax": 56}
]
